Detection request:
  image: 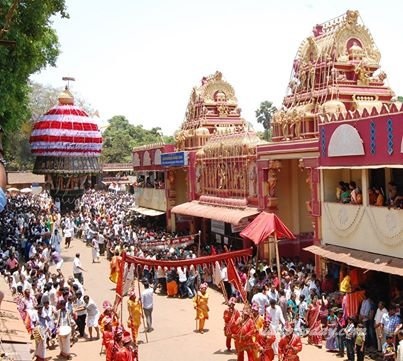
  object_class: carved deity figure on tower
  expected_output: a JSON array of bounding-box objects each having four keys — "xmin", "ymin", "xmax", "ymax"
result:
[
  {"xmin": 218, "ymin": 163, "xmax": 227, "ymax": 190},
  {"xmin": 248, "ymin": 163, "xmax": 257, "ymax": 197},
  {"xmin": 291, "ymin": 109, "xmax": 302, "ymax": 139},
  {"xmin": 196, "ymin": 165, "xmax": 201, "ymax": 194},
  {"xmin": 282, "ymin": 112, "xmax": 290, "ymax": 140},
  {"xmin": 267, "ymin": 169, "xmax": 278, "ymax": 198},
  {"xmin": 355, "ymin": 63, "xmax": 371, "ymax": 85}
]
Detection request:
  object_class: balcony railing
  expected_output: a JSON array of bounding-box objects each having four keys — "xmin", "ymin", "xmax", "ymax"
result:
[{"xmin": 322, "ymin": 202, "xmax": 403, "ymax": 259}]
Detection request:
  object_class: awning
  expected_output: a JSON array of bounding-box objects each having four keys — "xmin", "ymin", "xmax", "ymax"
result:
[
  {"xmin": 318, "ymin": 165, "xmax": 403, "ymax": 170},
  {"xmin": 304, "ymin": 244, "xmax": 403, "ymax": 277},
  {"xmin": 171, "ymin": 201, "xmax": 260, "ymax": 225},
  {"xmin": 131, "ymin": 206, "xmax": 165, "ymax": 217}
]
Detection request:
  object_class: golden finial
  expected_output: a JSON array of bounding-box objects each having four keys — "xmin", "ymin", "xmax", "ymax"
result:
[{"xmin": 58, "ymin": 77, "xmax": 75, "ymax": 105}]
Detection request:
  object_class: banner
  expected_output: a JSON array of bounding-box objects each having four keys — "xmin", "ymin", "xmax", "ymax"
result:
[
  {"xmin": 115, "ymin": 248, "xmax": 253, "ymax": 298},
  {"xmin": 139, "ymin": 234, "xmax": 196, "ymax": 250}
]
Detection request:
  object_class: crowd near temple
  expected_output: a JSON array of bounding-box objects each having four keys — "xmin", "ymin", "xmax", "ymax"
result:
[{"xmin": 1, "ymin": 8, "xmax": 403, "ymax": 361}]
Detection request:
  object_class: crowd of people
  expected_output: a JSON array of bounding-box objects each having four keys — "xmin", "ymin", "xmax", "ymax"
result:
[
  {"xmin": 216, "ymin": 263, "xmax": 403, "ymax": 361},
  {"xmin": 0, "ymin": 191, "xmax": 138, "ymax": 361},
  {"xmin": 1, "ymin": 187, "xmax": 403, "ymax": 361}
]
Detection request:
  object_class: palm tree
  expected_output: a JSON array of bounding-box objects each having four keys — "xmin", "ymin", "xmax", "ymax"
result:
[{"xmin": 255, "ymin": 101, "xmax": 277, "ymax": 141}]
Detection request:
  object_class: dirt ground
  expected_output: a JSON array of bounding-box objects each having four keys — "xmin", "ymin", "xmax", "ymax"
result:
[{"xmin": 32, "ymin": 238, "xmax": 377, "ymax": 361}]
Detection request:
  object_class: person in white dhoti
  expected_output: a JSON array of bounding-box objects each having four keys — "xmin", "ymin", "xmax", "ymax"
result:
[
  {"xmin": 32, "ymin": 304, "xmax": 47, "ymax": 361},
  {"xmin": 56, "ymin": 300, "xmax": 73, "ymax": 359},
  {"xmin": 266, "ymin": 298, "xmax": 286, "ymax": 355},
  {"xmin": 91, "ymin": 236, "xmax": 100, "ymax": 263},
  {"xmin": 42, "ymin": 300, "xmax": 57, "ymax": 347},
  {"xmin": 83, "ymin": 295, "xmax": 100, "ymax": 340}
]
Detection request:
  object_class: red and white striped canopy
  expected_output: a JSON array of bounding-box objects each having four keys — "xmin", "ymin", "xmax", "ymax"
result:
[{"xmin": 30, "ymin": 104, "xmax": 102, "ymax": 157}]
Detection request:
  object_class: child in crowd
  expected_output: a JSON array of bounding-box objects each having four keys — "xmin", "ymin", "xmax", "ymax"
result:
[
  {"xmin": 355, "ymin": 322, "xmax": 366, "ymax": 361},
  {"xmin": 293, "ymin": 312, "xmax": 306, "ymax": 336},
  {"xmin": 382, "ymin": 335, "xmax": 395, "ymax": 361},
  {"xmin": 345, "ymin": 317, "xmax": 356, "ymax": 361}
]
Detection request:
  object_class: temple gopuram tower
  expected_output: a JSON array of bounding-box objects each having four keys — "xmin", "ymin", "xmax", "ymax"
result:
[
  {"xmin": 256, "ymin": 10, "xmax": 399, "ymax": 262},
  {"xmin": 272, "ymin": 9, "xmax": 393, "ymax": 140},
  {"xmin": 171, "ymin": 71, "xmax": 265, "ymax": 247},
  {"xmin": 30, "ymin": 80, "xmax": 102, "ymax": 212},
  {"xmin": 175, "ymin": 71, "xmax": 245, "ymax": 151}
]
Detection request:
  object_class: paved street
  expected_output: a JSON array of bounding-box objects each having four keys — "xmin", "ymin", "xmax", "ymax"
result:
[{"xmin": 36, "ymin": 238, "xmax": 372, "ymax": 361}]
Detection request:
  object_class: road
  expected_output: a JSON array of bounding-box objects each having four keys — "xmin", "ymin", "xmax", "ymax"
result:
[{"xmin": 37, "ymin": 238, "xmax": 373, "ymax": 361}]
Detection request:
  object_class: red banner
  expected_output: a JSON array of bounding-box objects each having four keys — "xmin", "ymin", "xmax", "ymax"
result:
[
  {"xmin": 139, "ymin": 234, "xmax": 196, "ymax": 249},
  {"xmin": 115, "ymin": 248, "xmax": 253, "ymax": 298},
  {"xmin": 227, "ymin": 258, "xmax": 247, "ymax": 303}
]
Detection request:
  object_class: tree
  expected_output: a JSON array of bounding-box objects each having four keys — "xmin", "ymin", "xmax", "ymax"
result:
[
  {"xmin": 6, "ymin": 119, "xmax": 34, "ymax": 171},
  {"xmin": 0, "ymin": 0, "xmax": 68, "ymax": 136},
  {"xmin": 255, "ymin": 101, "xmax": 277, "ymax": 141},
  {"xmin": 101, "ymin": 116, "xmax": 173, "ymax": 163}
]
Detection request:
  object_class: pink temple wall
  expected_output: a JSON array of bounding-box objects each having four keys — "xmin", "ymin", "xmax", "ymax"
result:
[{"xmin": 320, "ymin": 113, "xmax": 403, "ymax": 166}]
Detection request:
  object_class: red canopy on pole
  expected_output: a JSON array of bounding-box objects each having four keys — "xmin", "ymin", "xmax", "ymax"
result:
[{"xmin": 240, "ymin": 212, "xmax": 295, "ymax": 245}]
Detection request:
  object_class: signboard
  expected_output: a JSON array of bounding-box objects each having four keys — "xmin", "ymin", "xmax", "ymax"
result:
[
  {"xmin": 211, "ymin": 220, "xmax": 225, "ymax": 235},
  {"xmin": 161, "ymin": 151, "xmax": 188, "ymax": 167},
  {"xmin": 215, "ymin": 234, "xmax": 222, "ymax": 244}
]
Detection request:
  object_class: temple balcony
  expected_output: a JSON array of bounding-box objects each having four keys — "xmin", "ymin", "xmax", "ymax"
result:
[{"xmin": 321, "ymin": 167, "xmax": 403, "ymax": 259}]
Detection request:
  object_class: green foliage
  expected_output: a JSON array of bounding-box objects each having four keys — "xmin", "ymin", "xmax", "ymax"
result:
[
  {"xmin": 6, "ymin": 119, "xmax": 34, "ymax": 170},
  {"xmin": 255, "ymin": 100, "xmax": 277, "ymax": 141},
  {"xmin": 0, "ymin": 0, "xmax": 68, "ymax": 134},
  {"xmin": 101, "ymin": 116, "xmax": 174, "ymax": 163}
]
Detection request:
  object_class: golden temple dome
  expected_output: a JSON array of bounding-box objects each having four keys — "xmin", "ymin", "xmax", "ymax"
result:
[
  {"xmin": 58, "ymin": 87, "xmax": 74, "ymax": 105},
  {"xmin": 195, "ymin": 127, "xmax": 210, "ymax": 136},
  {"xmin": 183, "ymin": 129, "xmax": 193, "ymax": 138},
  {"xmin": 322, "ymin": 99, "xmax": 347, "ymax": 114}
]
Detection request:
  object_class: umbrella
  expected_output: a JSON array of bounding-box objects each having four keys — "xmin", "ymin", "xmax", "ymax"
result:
[
  {"xmin": 6, "ymin": 187, "xmax": 20, "ymax": 192},
  {"xmin": 20, "ymin": 187, "xmax": 32, "ymax": 193},
  {"xmin": 240, "ymin": 212, "xmax": 295, "ymax": 245},
  {"xmin": 240, "ymin": 212, "xmax": 295, "ymax": 282}
]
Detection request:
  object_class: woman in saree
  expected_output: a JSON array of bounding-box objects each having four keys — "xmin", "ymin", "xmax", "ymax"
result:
[
  {"xmin": 325, "ymin": 307, "xmax": 338, "ymax": 351},
  {"xmin": 306, "ymin": 296, "xmax": 322, "ymax": 348}
]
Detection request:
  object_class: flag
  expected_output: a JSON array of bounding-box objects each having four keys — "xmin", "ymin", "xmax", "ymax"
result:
[
  {"xmin": 213, "ymin": 261, "xmax": 223, "ymax": 286},
  {"xmin": 227, "ymin": 258, "xmax": 247, "ymax": 303},
  {"xmin": 115, "ymin": 252, "xmax": 126, "ymax": 297}
]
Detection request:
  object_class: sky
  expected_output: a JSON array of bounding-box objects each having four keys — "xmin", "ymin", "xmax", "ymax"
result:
[{"xmin": 31, "ymin": 0, "xmax": 403, "ymax": 136}]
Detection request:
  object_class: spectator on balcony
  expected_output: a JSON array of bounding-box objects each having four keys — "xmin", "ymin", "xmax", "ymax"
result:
[
  {"xmin": 374, "ymin": 186, "xmax": 385, "ymax": 207},
  {"xmin": 145, "ymin": 177, "xmax": 154, "ymax": 188},
  {"xmin": 340, "ymin": 184, "xmax": 351, "ymax": 204},
  {"xmin": 350, "ymin": 182, "xmax": 362, "ymax": 205},
  {"xmin": 368, "ymin": 187, "xmax": 377, "ymax": 205},
  {"xmin": 387, "ymin": 182, "xmax": 399, "ymax": 208},
  {"xmin": 336, "ymin": 181, "xmax": 346, "ymax": 202}
]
